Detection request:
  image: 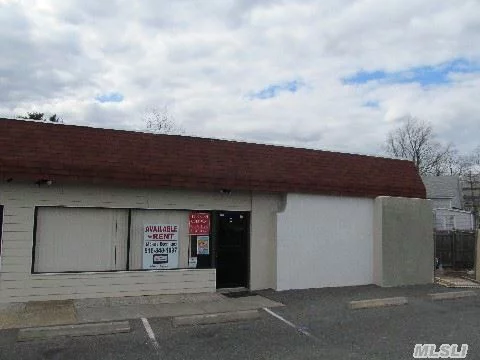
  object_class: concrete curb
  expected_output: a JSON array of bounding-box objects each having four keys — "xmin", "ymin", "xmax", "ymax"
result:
[
  {"xmin": 172, "ymin": 310, "xmax": 260, "ymax": 327},
  {"xmin": 428, "ymin": 291, "xmax": 477, "ymax": 301},
  {"xmin": 349, "ymin": 297, "xmax": 408, "ymax": 310},
  {"xmin": 17, "ymin": 321, "xmax": 130, "ymax": 342}
]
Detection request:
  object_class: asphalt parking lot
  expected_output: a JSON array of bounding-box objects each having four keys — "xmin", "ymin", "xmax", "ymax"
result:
[{"xmin": 1, "ymin": 284, "xmax": 479, "ymax": 360}]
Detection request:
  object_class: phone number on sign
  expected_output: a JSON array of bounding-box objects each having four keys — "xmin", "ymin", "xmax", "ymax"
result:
[{"xmin": 144, "ymin": 247, "xmax": 178, "ymax": 254}]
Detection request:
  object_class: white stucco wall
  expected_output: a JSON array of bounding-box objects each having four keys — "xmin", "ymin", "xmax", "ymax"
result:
[{"xmin": 276, "ymin": 194, "xmax": 374, "ymax": 290}]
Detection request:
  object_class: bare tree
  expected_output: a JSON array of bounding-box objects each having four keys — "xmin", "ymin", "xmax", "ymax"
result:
[
  {"xmin": 443, "ymin": 149, "xmax": 473, "ymax": 176},
  {"xmin": 384, "ymin": 116, "xmax": 455, "ymax": 175},
  {"xmin": 144, "ymin": 106, "xmax": 184, "ymax": 135},
  {"xmin": 469, "ymin": 145, "xmax": 480, "ymax": 167}
]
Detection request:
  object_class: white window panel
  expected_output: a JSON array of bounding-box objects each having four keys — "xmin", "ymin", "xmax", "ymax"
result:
[{"xmin": 34, "ymin": 207, "xmax": 128, "ymax": 272}]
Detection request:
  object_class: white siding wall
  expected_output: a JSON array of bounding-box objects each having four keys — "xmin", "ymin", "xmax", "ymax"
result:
[
  {"xmin": 0, "ymin": 183, "xmax": 258, "ymax": 303},
  {"xmin": 433, "ymin": 208, "xmax": 474, "ymax": 231},
  {"xmin": 276, "ymin": 194, "xmax": 374, "ymax": 290}
]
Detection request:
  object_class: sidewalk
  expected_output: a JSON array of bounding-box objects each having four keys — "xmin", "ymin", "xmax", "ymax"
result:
[
  {"xmin": 434, "ymin": 269, "xmax": 480, "ymax": 288},
  {"xmin": 0, "ymin": 292, "xmax": 283, "ymax": 330}
]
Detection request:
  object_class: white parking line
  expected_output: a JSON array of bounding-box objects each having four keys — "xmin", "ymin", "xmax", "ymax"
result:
[
  {"xmin": 141, "ymin": 317, "xmax": 160, "ymax": 350},
  {"xmin": 263, "ymin": 308, "xmax": 316, "ymax": 339}
]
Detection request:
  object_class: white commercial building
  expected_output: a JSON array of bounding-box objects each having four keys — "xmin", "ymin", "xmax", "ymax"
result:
[{"xmin": 0, "ymin": 119, "xmax": 431, "ymax": 304}]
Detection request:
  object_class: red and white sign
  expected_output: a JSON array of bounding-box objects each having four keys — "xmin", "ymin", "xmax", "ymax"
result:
[
  {"xmin": 143, "ymin": 224, "xmax": 179, "ymax": 269},
  {"xmin": 189, "ymin": 213, "xmax": 210, "ymax": 235}
]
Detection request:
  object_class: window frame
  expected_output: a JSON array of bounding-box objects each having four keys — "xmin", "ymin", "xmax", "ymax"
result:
[{"xmin": 31, "ymin": 206, "xmax": 210, "ymax": 274}]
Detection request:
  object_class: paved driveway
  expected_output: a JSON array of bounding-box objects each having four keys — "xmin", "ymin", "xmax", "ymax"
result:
[{"xmin": 1, "ymin": 285, "xmax": 479, "ymax": 360}]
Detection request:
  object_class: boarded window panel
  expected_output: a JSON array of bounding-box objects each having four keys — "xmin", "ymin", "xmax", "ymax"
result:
[
  {"xmin": 34, "ymin": 208, "xmax": 128, "ymax": 273},
  {"xmin": 129, "ymin": 210, "xmax": 189, "ymax": 270}
]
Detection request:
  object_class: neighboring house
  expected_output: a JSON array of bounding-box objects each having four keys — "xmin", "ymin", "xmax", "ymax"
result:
[
  {"xmin": 422, "ymin": 176, "xmax": 463, "ymax": 209},
  {"xmin": 461, "ymin": 173, "xmax": 480, "ymax": 216},
  {"xmin": 422, "ymin": 176, "xmax": 475, "ymax": 231},
  {"xmin": 432, "ymin": 208, "xmax": 475, "ymax": 231},
  {"xmin": 0, "ymin": 119, "xmax": 432, "ymax": 304}
]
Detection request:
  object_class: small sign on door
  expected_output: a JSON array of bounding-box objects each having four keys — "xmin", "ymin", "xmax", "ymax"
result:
[{"xmin": 197, "ymin": 235, "xmax": 210, "ymax": 255}]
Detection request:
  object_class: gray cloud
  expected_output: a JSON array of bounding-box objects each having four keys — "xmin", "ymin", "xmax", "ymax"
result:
[
  {"xmin": 1, "ymin": 0, "xmax": 480, "ymax": 157},
  {"xmin": 0, "ymin": 2, "xmax": 102, "ymax": 109}
]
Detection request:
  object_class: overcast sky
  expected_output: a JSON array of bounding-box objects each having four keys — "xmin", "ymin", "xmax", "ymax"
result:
[{"xmin": 1, "ymin": 0, "xmax": 480, "ymax": 155}]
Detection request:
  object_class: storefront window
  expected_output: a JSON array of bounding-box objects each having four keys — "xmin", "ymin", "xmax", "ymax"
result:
[
  {"xmin": 32, "ymin": 207, "xmax": 213, "ymax": 273},
  {"xmin": 34, "ymin": 207, "xmax": 128, "ymax": 272}
]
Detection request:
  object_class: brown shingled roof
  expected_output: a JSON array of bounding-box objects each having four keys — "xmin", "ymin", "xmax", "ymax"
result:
[{"xmin": 0, "ymin": 118, "xmax": 425, "ymax": 198}]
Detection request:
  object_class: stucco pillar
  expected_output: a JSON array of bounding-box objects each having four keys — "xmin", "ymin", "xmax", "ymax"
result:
[{"xmin": 373, "ymin": 196, "xmax": 434, "ymax": 287}]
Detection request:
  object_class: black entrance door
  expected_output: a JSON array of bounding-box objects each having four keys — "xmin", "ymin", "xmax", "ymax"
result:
[{"xmin": 215, "ymin": 211, "xmax": 249, "ymax": 289}]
